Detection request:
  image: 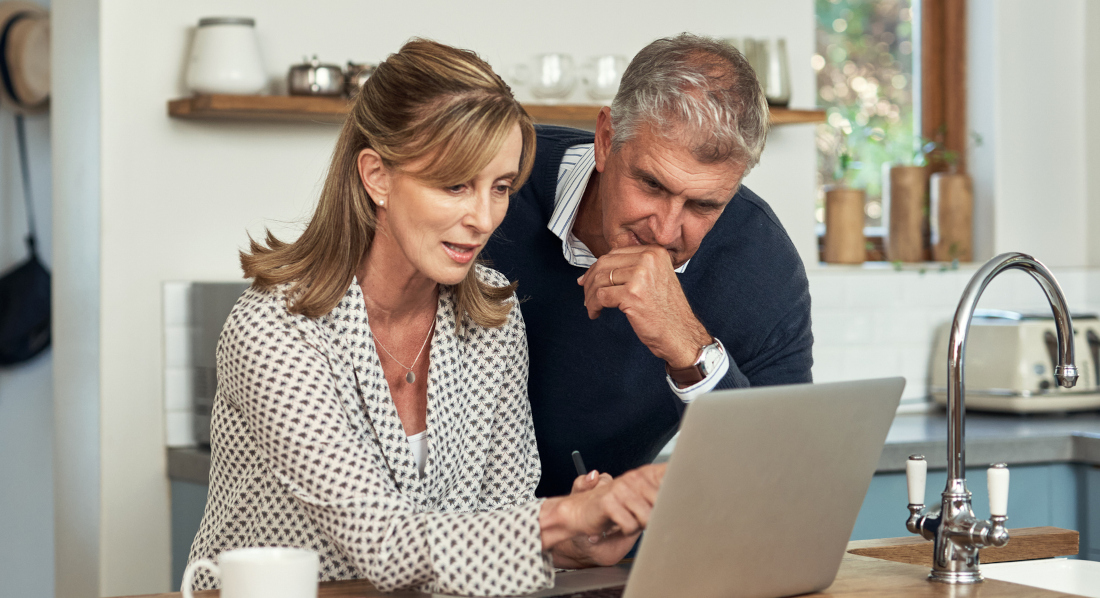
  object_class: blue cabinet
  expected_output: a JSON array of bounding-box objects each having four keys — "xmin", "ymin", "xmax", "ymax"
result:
[
  {"xmin": 1086, "ymin": 465, "xmax": 1100, "ymax": 561},
  {"xmin": 851, "ymin": 463, "xmax": 1093, "ymax": 561},
  {"xmin": 171, "ymin": 480, "xmax": 210, "ymax": 590}
]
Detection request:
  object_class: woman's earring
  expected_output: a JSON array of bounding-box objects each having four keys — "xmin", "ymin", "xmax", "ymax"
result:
[{"xmin": 378, "ymin": 200, "xmax": 385, "ymax": 206}]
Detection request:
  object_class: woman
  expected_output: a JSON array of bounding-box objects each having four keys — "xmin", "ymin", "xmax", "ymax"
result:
[{"xmin": 187, "ymin": 39, "xmax": 664, "ymax": 596}]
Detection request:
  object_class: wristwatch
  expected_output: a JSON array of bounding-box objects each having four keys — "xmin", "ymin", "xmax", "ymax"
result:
[{"xmin": 666, "ymin": 339, "xmax": 725, "ymax": 388}]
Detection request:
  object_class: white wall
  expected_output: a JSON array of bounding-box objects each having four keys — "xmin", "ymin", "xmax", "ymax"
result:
[
  {"xmin": 1087, "ymin": 1, "xmax": 1100, "ymax": 267},
  {"xmin": 0, "ymin": 2, "xmax": 54, "ymax": 597},
  {"xmin": 52, "ymin": 1, "xmax": 101, "ymax": 598},
  {"xmin": 55, "ymin": 1, "xmax": 818, "ymax": 595},
  {"xmin": 968, "ymin": 0, "xmax": 1089, "ymax": 267}
]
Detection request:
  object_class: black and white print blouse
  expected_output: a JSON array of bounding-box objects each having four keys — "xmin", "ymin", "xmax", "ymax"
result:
[{"xmin": 187, "ymin": 266, "xmax": 554, "ymax": 596}]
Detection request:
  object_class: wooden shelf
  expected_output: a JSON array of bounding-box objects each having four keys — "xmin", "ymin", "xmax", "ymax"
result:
[
  {"xmin": 167, "ymin": 95, "xmax": 825, "ymax": 126},
  {"xmin": 168, "ymin": 94, "xmax": 351, "ymax": 124},
  {"xmin": 770, "ymin": 107, "xmax": 829, "ymax": 125}
]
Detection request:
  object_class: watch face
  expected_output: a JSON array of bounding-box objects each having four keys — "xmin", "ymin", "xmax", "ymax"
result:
[{"xmin": 699, "ymin": 342, "xmax": 724, "ymax": 377}]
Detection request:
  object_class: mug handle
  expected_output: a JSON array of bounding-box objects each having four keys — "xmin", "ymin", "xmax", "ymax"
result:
[{"xmin": 181, "ymin": 558, "xmax": 220, "ymax": 598}]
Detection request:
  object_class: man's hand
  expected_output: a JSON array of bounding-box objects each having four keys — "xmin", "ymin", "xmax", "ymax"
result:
[{"xmin": 577, "ymin": 245, "xmax": 712, "ymax": 368}]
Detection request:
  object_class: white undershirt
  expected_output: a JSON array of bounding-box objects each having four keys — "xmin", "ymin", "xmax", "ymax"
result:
[{"xmin": 407, "ymin": 430, "xmax": 428, "ymax": 477}]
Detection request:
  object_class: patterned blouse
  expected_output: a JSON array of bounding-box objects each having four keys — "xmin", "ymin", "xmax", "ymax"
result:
[{"xmin": 187, "ymin": 266, "xmax": 555, "ymax": 595}]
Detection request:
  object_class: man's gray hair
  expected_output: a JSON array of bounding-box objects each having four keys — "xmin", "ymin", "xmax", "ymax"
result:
[{"xmin": 609, "ymin": 33, "xmax": 769, "ymax": 171}]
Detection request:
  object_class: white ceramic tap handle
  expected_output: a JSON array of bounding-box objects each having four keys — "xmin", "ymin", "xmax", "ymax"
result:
[
  {"xmin": 988, "ymin": 463, "xmax": 1010, "ymax": 517},
  {"xmin": 906, "ymin": 455, "xmax": 927, "ymax": 505}
]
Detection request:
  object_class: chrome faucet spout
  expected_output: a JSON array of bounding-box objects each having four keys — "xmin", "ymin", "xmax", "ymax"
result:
[
  {"xmin": 945, "ymin": 253, "xmax": 1076, "ymax": 481},
  {"xmin": 909, "ymin": 252, "xmax": 1077, "ymax": 584}
]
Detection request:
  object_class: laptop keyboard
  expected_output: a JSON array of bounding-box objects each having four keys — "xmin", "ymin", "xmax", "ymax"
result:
[{"xmin": 547, "ymin": 586, "xmax": 625, "ymax": 598}]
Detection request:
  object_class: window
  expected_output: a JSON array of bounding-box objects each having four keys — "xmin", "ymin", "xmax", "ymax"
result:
[
  {"xmin": 814, "ymin": 0, "xmax": 968, "ymax": 262},
  {"xmin": 814, "ymin": 0, "xmax": 917, "ymax": 231}
]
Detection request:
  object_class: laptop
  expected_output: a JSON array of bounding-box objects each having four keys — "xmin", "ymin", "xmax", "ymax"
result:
[{"xmin": 434, "ymin": 377, "xmax": 905, "ymax": 598}]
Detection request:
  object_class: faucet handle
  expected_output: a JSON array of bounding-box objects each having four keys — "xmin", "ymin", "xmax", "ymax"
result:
[
  {"xmin": 988, "ymin": 463, "xmax": 1009, "ymax": 517},
  {"xmin": 906, "ymin": 454, "xmax": 927, "ymax": 505}
]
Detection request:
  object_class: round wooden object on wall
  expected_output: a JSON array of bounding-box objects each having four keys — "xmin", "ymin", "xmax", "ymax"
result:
[
  {"xmin": 0, "ymin": 2, "xmax": 50, "ymax": 114},
  {"xmin": 884, "ymin": 165, "xmax": 927, "ymax": 263},
  {"xmin": 931, "ymin": 172, "xmax": 973, "ymax": 262},
  {"xmin": 824, "ymin": 187, "xmax": 866, "ymax": 264}
]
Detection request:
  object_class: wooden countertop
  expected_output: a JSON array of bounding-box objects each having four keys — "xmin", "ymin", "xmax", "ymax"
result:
[{"xmin": 118, "ymin": 527, "xmax": 1082, "ymax": 598}]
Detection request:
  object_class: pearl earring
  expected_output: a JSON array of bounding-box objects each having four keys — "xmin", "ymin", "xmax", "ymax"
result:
[{"xmin": 378, "ymin": 200, "xmax": 385, "ymax": 206}]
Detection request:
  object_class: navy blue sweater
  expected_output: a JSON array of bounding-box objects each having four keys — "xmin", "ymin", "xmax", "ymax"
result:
[{"xmin": 485, "ymin": 126, "xmax": 813, "ymax": 497}]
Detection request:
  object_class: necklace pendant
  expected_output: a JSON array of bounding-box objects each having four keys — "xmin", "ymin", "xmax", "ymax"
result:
[{"xmin": 405, "ymin": 371, "xmax": 416, "ymax": 384}]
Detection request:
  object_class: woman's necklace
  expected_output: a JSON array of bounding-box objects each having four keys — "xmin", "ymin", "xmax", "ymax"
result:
[{"xmin": 372, "ymin": 317, "xmax": 435, "ymax": 384}]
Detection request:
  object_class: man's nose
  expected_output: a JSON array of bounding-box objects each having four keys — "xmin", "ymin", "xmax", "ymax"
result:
[{"xmin": 651, "ymin": 202, "xmax": 683, "ymax": 247}]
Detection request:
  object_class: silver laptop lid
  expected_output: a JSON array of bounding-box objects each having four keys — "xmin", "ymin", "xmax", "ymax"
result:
[{"xmin": 624, "ymin": 377, "xmax": 904, "ymax": 598}]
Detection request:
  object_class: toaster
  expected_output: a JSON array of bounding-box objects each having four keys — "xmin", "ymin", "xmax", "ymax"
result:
[{"xmin": 931, "ymin": 310, "xmax": 1100, "ymax": 413}]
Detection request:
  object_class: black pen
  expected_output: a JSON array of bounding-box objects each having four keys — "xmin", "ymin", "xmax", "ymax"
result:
[{"xmin": 571, "ymin": 450, "xmax": 587, "ymax": 476}]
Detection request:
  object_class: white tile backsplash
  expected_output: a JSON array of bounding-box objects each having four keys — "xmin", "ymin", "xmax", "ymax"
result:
[
  {"xmin": 163, "ymin": 281, "xmax": 252, "ymax": 449},
  {"xmin": 163, "ymin": 281, "xmax": 192, "ymax": 327},
  {"xmin": 807, "ymin": 274, "xmax": 847, "ymax": 307},
  {"xmin": 165, "ymin": 410, "xmax": 195, "ymax": 448},
  {"xmin": 808, "ymin": 265, "xmax": 1100, "ymax": 405},
  {"xmin": 164, "ymin": 325, "xmax": 196, "ymax": 369},
  {"xmin": 164, "ymin": 367, "xmax": 194, "ymax": 412}
]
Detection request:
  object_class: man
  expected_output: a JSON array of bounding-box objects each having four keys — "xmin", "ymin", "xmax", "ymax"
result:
[{"xmin": 486, "ymin": 33, "xmax": 813, "ymax": 498}]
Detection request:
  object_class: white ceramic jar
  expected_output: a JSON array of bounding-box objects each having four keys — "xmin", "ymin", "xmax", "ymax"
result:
[{"xmin": 186, "ymin": 17, "xmax": 267, "ymax": 95}]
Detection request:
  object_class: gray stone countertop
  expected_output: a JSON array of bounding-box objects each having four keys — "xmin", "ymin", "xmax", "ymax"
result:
[
  {"xmin": 875, "ymin": 409, "xmax": 1100, "ymax": 472},
  {"xmin": 168, "ymin": 410, "xmax": 1100, "ymax": 485}
]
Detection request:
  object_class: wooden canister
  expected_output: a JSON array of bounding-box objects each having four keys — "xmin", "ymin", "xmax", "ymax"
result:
[
  {"xmin": 824, "ymin": 187, "xmax": 866, "ymax": 264},
  {"xmin": 884, "ymin": 165, "xmax": 928, "ymax": 262},
  {"xmin": 931, "ymin": 172, "xmax": 973, "ymax": 262}
]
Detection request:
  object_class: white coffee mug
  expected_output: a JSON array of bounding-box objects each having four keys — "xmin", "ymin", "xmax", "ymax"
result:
[{"xmin": 181, "ymin": 547, "xmax": 320, "ymax": 598}]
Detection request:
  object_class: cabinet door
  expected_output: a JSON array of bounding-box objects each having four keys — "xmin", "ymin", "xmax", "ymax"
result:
[
  {"xmin": 1086, "ymin": 465, "xmax": 1100, "ymax": 561},
  {"xmin": 171, "ymin": 480, "xmax": 209, "ymax": 589}
]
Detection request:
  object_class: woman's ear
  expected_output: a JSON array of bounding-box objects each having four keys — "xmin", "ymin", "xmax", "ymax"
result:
[{"xmin": 357, "ymin": 149, "xmax": 391, "ymax": 206}]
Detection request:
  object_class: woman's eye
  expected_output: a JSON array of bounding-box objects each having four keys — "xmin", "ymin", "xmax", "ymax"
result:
[
  {"xmin": 494, "ymin": 184, "xmax": 513, "ymax": 195},
  {"xmin": 446, "ymin": 184, "xmax": 467, "ymax": 194}
]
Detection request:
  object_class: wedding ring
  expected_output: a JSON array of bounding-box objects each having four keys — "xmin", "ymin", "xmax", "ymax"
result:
[{"xmin": 610, "ymin": 269, "xmax": 616, "ymax": 286}]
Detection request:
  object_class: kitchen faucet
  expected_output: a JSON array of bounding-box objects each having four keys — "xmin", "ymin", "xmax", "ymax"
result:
[{"xmin": 904, "ymin": 252, "xmax": 1078, "ymax": 583}]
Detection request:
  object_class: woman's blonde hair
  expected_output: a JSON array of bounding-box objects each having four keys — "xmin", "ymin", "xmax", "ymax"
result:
[{"xmin": 242, "ymin": 39, "xmax": 536, "ymax": 328}]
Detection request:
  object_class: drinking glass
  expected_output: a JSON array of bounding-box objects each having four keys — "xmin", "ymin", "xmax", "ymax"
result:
[
  {"xmin": 582, "ymin": 55, "xmax": 628, "ymax": 102},
  {"xmin": 763, "ymin": 38, "xmax": 791, "ymax": 107},
  {"xmin": 530, "ymin": 53, "xmax": 576, "ymax": 103}
]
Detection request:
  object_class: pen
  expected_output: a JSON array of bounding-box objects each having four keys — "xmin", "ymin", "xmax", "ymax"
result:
[{"xmin": 571, "ymin": 450, "xmax": 587, "ymax": 477}]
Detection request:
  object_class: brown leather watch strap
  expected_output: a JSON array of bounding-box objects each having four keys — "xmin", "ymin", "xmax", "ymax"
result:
[{"xmin": 666, "ymin": 360, "xmax": 705, "ymax": 387}]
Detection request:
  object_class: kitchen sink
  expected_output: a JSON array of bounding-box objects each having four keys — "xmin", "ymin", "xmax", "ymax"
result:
[{"xmin": 981, "ymin": 558, "xmax": 1100, "ymax": 597}]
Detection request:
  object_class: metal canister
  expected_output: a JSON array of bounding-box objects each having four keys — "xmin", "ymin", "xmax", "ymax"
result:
[
  {"xmin": 287, "ymin": 56, "xmax": 345, "ymax": 97},
  {"xmin": 345, "ymin": 62, "xmax": 376, "ymax": 98}
]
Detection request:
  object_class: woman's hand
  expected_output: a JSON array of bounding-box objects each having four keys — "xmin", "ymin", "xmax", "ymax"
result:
[
  {"xmin": 553, "ymin": 470, "xmax": 639, "ymax": 568},
  {"xmin": 539, "ymin": 463, "xmax": 667, "ymax": 568}
]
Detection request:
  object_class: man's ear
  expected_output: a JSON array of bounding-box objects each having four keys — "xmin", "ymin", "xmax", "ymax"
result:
[
  {"xmin": 593, "ymin": 106, "xmax": 613, "ymax": 173},
  {"xmin": 357, "ymin": 148, "xmax": 390, "ymax": 205}
]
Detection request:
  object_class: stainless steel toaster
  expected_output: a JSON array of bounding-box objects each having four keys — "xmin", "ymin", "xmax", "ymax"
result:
[{"xmin": 931, "ymin": 310, "xmax": 1100, "ymax": 412}]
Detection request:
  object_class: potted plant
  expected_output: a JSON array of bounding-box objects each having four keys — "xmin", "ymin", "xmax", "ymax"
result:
[
  {"xmin": 928, "ymin": 132, "xmax": 982, "ymax": 263},
  {"xmin": 823, "ymin": 134, "xmax": 865, "ymax": 264},
  {"xmin": 882, "ymin": 139, "xmax": 931, "ymax": 263}
]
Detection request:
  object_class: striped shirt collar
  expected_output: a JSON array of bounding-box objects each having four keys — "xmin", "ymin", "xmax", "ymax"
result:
[{"xmin": 549, "ymin": 143, "xmax": 688, "ymax": 273}]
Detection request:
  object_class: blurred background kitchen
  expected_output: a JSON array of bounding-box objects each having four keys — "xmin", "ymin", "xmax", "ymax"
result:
[{"xmin": 2, "ymin": 0, "xmax": 1099, "ymax": 596}]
